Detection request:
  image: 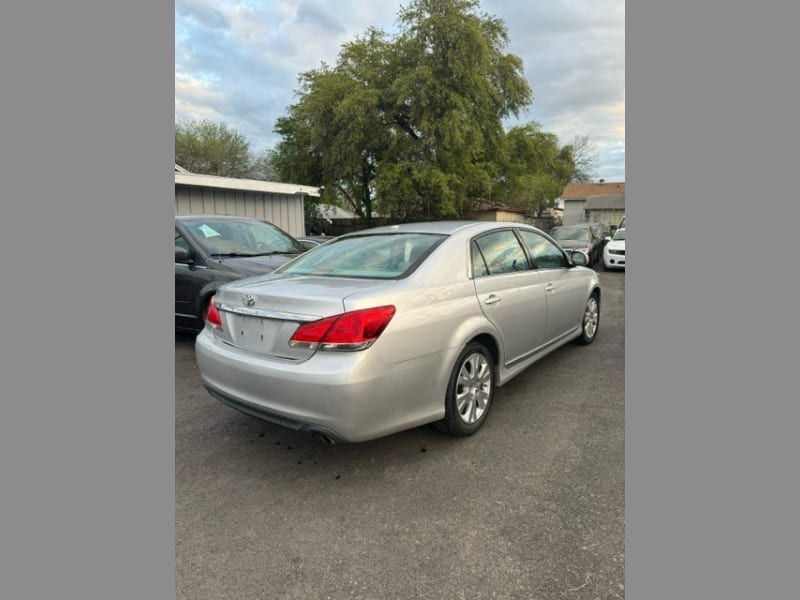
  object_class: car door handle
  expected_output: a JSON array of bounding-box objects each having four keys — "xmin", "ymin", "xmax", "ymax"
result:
[
  {"xmin": 545, "ymin": 284, "xmax": 556, "ymax": 293},
  {"xmin": 484, "ymin": 294, "xmax": 502, "ymax": 305}
]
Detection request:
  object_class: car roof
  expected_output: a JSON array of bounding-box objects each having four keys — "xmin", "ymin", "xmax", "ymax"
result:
[{"xmin": 341, "ymin": 220, "xmax": 542, "ymax": 237}]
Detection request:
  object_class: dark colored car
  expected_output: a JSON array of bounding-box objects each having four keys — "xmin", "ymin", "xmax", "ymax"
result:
[
  {"xmin": 587, "ymin": 222, "xmax": 611, "ymax": 252},
  {"xmin": 296, "ymin": 235, "xmax": 334, "ymax": 251},
  {"xmin": 175, "ymin": 215, "xmax": 307, "ymax": 332},
  {"xmin": 549, "ymin": 224, "xmax": 604, "ymax": 266}
]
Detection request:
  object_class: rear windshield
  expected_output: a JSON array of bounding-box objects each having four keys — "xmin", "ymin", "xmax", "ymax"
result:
[{"xmin": 276, "ymin": 233, "xmax": 447, "ymax": 279}]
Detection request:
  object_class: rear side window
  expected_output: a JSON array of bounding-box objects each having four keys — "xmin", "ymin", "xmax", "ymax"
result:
[
  {"xmin": 277, "ymin": 233, "xmax": 446, "ymax": 279},
  {"xmin": 471, "ymin": 241, "xmax": 489, "ymax": 277},
  {"xmin": 472, "ymin": 230, "xmax": 530, "ymax": 276}
]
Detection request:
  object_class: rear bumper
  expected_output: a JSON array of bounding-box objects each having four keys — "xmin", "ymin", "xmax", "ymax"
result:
[
  {"xmin": 195, "ymin": 329, "xmax": 449, "ymax": 443},
  {"xmin": 203, "ymin": 384, "xmax": 347, "ymax": 443}
]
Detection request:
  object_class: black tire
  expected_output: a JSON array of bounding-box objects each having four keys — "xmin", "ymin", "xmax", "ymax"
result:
[
  {"xmin": 575, "ymin": 293, "xmax": 600, "ymax": 345},
  {"xmin": 442, "ymin": 343, "xmax": 495, "ymax": 436}
]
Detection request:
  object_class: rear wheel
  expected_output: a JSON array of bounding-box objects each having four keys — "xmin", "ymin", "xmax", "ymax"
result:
[
  {"xmin": 576, "ymin": 293, "xmax": 600, "ymax": 345},
  {"xmin": 442, "ymin": 343, "xmax": 495, "ymax": 436}
]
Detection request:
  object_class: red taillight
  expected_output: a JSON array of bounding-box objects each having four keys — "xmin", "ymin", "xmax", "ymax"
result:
[
  {"xmin": 205, "ymin": 295, "xmax": 222, "ymax": 328},
  {"xmin": 290, "ymin": 305, "xmax": 396, "ymax": 351}
]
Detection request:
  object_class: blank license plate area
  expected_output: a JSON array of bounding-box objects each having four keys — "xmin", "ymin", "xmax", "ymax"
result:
[{"xmin": 233, "ymin": 314, "xmax": 281, "ymax": 353}]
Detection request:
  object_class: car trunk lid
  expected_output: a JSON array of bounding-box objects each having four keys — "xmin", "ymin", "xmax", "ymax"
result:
[{"xmin": 211, "ymin": 274, "xmax": 393, "ymax": 360}]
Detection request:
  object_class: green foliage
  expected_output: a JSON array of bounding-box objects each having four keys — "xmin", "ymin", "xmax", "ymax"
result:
[
  {"xmin": 271, "ymin": 0, "xmax": 538, "ymax": 223},
  {"xmin": 175, "ymin": 119, "xmax": 253, "ymax": 178},
  {"xmin": 492, "ymin": 122, "xmax": 575, "ymax": 216},
  {"xmin": 177, "ymin": 2, "xmax": 585, "ymax": 224}
]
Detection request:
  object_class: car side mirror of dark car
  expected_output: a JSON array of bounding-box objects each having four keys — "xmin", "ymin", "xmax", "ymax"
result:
[
  {"xmin": 298, "ymin": 240, "xmax": 318, "ymax": 252},
  {"xmin": 175, "ymin": 246, "xmax": 192, "ymax": 263}
]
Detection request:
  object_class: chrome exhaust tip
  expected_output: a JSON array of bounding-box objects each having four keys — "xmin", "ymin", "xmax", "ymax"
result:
[{"xmin": 311, "ymin": 431, "xmax": 336, "ymax": 445}]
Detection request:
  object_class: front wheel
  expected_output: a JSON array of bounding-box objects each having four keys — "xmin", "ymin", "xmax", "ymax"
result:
[
  {"xmin": 576, "ymin": 293, "xmax": 600, "ymax": 345},
  {"xmin": 441, "ymin": 343, "xmax": 495, "ymax": 436}
]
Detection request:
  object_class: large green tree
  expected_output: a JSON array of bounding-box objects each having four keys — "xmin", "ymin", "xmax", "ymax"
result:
[
  {"xmin": 175, "ymin": 119, "xmax": 253, "ymax": 178},
  {"xmin": 272, "ymin": 0, "xmax": 533, "ymax": 223},
  {"xmin": 273, "ymin": 33, "xmax": 391, "ymax": 222},
  {"xmin": 492, "ymin": 122, "xmax": 574, "ymax": 216}
]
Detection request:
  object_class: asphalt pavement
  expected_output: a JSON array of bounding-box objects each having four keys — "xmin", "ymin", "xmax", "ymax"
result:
[{"xmin": 175, "ymin": 270, "xmax": 625, "ymax": 600}]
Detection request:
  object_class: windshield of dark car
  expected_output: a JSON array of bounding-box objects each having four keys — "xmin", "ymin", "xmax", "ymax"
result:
[
  {"xmin": 275, "ymin": 233, "xmax": 447, "ymax": 279},
  {"xmin": 182, "ymin": 218, "xmax": 306, "ymax": 256},
  {"xmin": 550, "ymin": 227, "xmax": 591, "ymax": 242}
]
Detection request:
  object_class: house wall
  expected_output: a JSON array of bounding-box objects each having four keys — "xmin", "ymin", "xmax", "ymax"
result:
[
  {"xmin": 175, "ymin": 185, "xmax": 305, "ymax": 237},
  {"xmin": 587, "ymin": 209, "xmax": 625, "ymax": 229},
  {"xmin": 562, "ymin": 199, "xmax": 587, "ymax": 225},
  {"xmin": 474, "ymin": 210, "xmax": 527, "ymax": 223}
]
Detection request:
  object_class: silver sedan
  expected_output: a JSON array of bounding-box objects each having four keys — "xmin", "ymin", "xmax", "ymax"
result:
[{"xmin": 195, "ymin": 221, "xmax": 601, "ymax": 443}]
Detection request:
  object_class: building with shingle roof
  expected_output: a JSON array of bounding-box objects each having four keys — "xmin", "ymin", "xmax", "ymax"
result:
[{"xmin": 560, "ymin": 181, "xmax": 625, "ymax": 227}]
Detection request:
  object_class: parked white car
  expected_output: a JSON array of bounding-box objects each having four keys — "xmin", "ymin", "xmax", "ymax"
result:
[{"xmin": 603, "ymin": 228, "xmax": 626, "ymax": 270}]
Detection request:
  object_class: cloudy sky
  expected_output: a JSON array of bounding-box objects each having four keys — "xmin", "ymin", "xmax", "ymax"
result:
[{"xmin": 176, "ymin": 0, "xmax": 625, "ymax": 182}]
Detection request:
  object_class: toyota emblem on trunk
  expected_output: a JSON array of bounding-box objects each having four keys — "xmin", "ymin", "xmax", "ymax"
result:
[{"xmin": 243, "ymin": 295, "xmax": 256, "ymax": 307}]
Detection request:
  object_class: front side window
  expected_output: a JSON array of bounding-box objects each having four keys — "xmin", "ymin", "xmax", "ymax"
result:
[
  {"xmin": 175, "ymin": 228, "xmax": 190, "ymax": 253},
  {"xmin": 518, "ymin": 230, "xmax": 567, "ymax": 270},
  {"xmin": 472, "ymin": 230, "xmax": 530, "ymax": 276}
]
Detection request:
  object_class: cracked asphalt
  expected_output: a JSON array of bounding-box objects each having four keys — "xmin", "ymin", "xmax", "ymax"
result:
[{"xmin": 176, "ymin": 270, "xmax": 625, "ymax": 600}]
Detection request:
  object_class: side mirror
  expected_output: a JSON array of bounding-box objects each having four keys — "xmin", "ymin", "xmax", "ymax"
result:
[
  {"xmin": 298, "ymin": 240, "xmax": 318, "ymax": 252},
  {"xmin": 604, "ymin": 236, "xmax": 612, "ymax": 242},
  {"xmin": 175, "ymin": 246, "xmax": 192, "ymax": 263},
  {"xmin": 570, "ymin": 251, "xmax": 588, "ymax": 266}
]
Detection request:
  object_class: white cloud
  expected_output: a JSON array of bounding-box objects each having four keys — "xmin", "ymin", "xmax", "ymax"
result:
[{"xmin": 174, "ymin": 74, "xmax": 226, "ymax": 120}]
